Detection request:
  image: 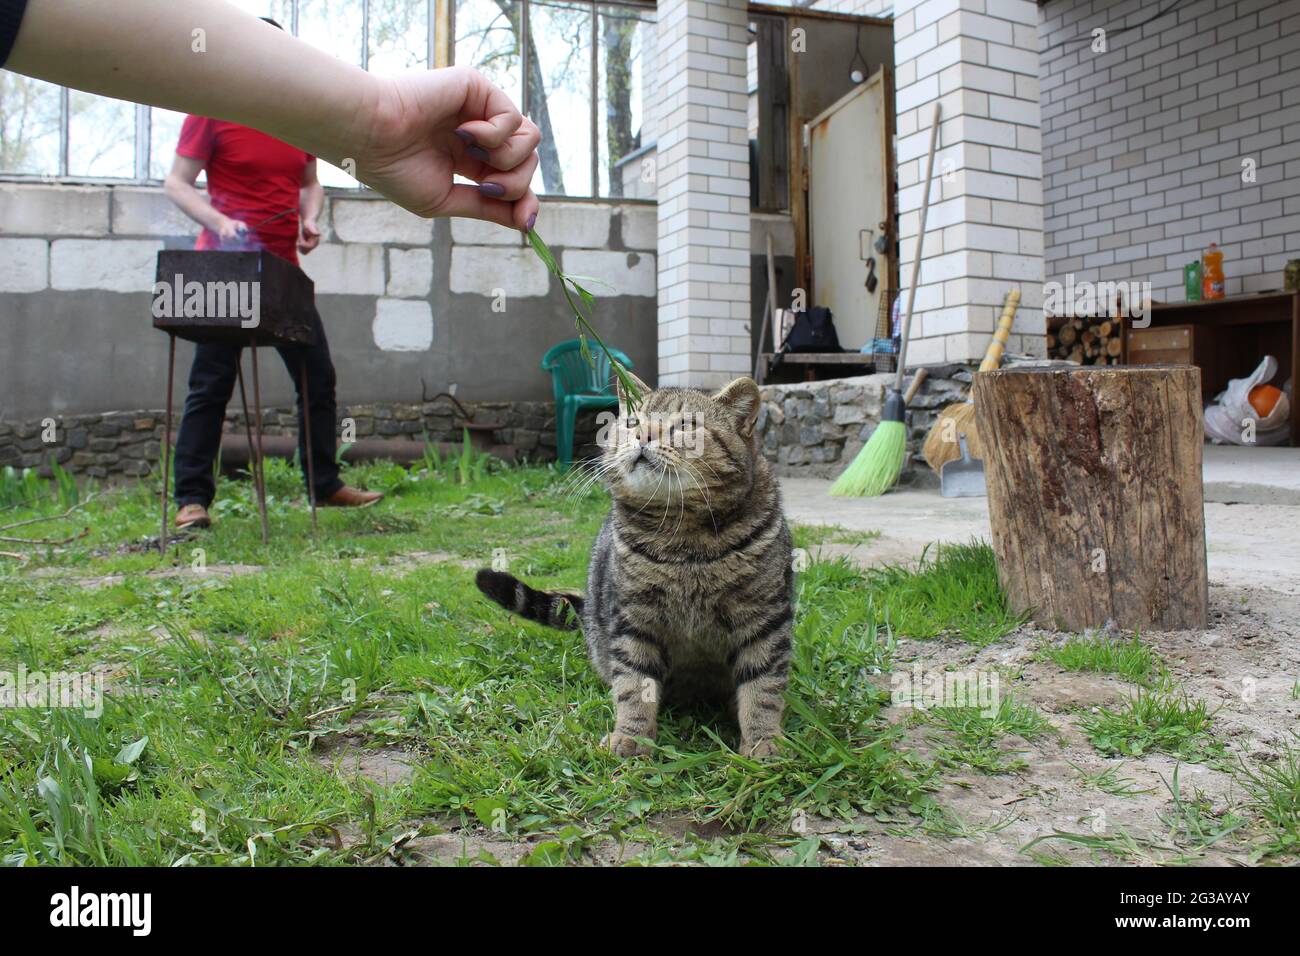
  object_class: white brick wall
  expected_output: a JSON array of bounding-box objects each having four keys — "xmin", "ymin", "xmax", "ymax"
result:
[
  {"xmin": 561, "ymin": 249, "xmax": 657, "ymax": 298},
  {"xmin": 1041, "ymin": 0, "xmax": 1300, "ymax": 302},
  {"xmin": 372, "ymin": 298, "xmax": 433, "ymax": 351},
  {"xmin": 51, "ymin": 239, "xmax": 163, "ymax": 293},
  {"xmin": 386, "ymin": 248, "xmax": 433, "ymax": 298},
  {"xmin": 298, "ymin": 241, "xmax": 385, "ymax": 296},
  {"xmin": 654, "ymin": 0, "xmax": 752, "ymax": 387},
  {"xmin": 449, "ymin": 245, "xmax": 550, "ymax": 297},
  {"xmin": 0, "ymin": 238, "xmax": 48, "ymax": 292},
  {"xmin": 332, "ymin": 197, "xmax": 433, "ymax": 245},
  {"xmin": 0, "ymin": 184, "xmax": 109, "ymax": 236},
  {"xmin": 1, "ymin": 184, "xmax": 656, "ymax": 360},
  {"xmin": 894, "ymin": 0, "xmax": 1046, "ymax": 363}
]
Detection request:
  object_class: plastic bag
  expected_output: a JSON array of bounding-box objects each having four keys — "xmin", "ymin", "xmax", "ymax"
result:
[{"xmin": 1203, "ymin": 355, "xmax": 1292, "ymax": 445}]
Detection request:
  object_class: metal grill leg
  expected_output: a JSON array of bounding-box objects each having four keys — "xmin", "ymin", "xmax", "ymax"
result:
[
  {"xmin": 300, "ymin": 360, "xmax": 318, "ymax": 535},
  {"xmin": 250, "ymin": 345, "xmax": 270, "ymax": 545},
  {"xmin": 235, "ymin": 350, "xmax": 260, "ymax": 526},
  {"xmin": 159, "ymin": 334, "xmax": 176, "ymax": 557}
]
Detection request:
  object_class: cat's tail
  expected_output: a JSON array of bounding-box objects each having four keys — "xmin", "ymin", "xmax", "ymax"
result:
[{"xmin": 474, "ymin": 569, "xmax": 585, "ymax": 631}]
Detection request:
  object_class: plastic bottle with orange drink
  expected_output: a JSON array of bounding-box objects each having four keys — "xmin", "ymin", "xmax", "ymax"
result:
[{"xmin": 1202, "ymin": 243, "xmax": 1225, "ymax": 300}]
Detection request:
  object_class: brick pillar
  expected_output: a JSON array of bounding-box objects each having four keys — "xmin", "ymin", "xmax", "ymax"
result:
[
  {"xmin": 893, "ymin": 0, "xmax": 1045, "ymax": 363},
  {"xmin": 654, "ymin": 0, "xmax": 751, "ymax": 388}
]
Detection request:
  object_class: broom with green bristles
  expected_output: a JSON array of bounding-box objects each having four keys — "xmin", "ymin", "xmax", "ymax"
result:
[{"xmin": 830, "ymin": 101, "xmax": 942, "ymax": 498}]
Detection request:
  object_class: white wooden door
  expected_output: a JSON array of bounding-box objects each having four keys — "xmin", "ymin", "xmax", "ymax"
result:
[{"xmin": 807, "ymin": 69, "xmax": 891, "ymax": 352}]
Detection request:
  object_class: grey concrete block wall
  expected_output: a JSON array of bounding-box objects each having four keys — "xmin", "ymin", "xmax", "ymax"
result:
[
  {"xmin": 1039, "ymin": 0, "xmax": 1300, "ymax": 301},
  {"xmin": 0, "ymin": 184, "xmax": 658, "ymax": 423}
]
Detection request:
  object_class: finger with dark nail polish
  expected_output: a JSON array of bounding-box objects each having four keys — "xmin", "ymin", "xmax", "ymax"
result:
[
  {"xmin": 453, "ymin": 129, "xmax": 475, "ymax": 145},
  {"xmin": 478, "ymin": 182, "xmax": 506, "ymax": 198},
  {"xmin": 526, "ymin": 211, "xmax": 537, "ymax": 231},
  {"xmin": 466, "ymin": 144, "xmax": 491, "ymax": 163}
]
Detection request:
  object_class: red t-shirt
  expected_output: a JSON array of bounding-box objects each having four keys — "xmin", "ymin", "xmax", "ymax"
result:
[{"xmin": 176, "ymin": 116, "xmax": 312, "ymax": 264}]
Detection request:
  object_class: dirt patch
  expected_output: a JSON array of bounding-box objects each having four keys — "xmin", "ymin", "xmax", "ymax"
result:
[
  {"xmin": 375, "ymin": 828, "xmax": 656, "ymax": 866},
  {"xmin": 316, "ymin": 739, "xmax": 419, "ymax": 787},
  {"xmin": 839, "ymin": 583, "xmax": 1299, "ymax": 866},
  {"xmin": 365, "ymin": 551, "xmax": 479, "ymax": 575}
]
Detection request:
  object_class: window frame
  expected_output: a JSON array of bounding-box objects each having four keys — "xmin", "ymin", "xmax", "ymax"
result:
[
  {"xmin": 0, "ymin": 0, "xmax": 658, "ymax": 197},
  {"xmin": 456, "ymin": 0, "xmax": 657, "ymax": 199}
]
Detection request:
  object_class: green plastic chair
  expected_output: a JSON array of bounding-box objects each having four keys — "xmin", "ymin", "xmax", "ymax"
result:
[{"xmin": 541, "ymin": 339, "xmax": 634, "ymax": 468}]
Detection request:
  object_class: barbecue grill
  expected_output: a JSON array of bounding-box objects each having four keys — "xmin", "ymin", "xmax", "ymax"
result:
[{"xmin": 154, "ymin": 250, "xmax": 321, "ymax": 551}]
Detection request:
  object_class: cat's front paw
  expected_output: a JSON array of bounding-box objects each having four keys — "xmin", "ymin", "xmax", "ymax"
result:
[
  {"xmin": 741, "ymin": 737, "xmax": 779, "ymax": 758},
  {"xmin": 602, "ymin": 731, "xmax": 652, "ymax": 757}
]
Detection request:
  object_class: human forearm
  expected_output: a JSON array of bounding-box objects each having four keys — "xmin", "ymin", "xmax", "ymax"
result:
[
  {"xmin": 164, "ymin": 177, "xmax": 228, "ymax": 234},
  {"xmin": 4, "ymin": 0, "xmax": 541, "ymax": 227},
  {"xmin": 7, "ymin": 0, "xmax": 376, "ymax": 168},
  {"xmin": 300, "ymin": 181, "xmax": 324, "ymax": 224}
]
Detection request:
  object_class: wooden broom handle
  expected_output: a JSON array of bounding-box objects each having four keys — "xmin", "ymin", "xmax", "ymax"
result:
[
  {"xmin": 979, "ymin": 289, "xmax": 1021, "ymax": 373},
  {"xmin": 904, "ymin": 367, "xmax": 928, "ymax": 404},
  {"xmin": 895, "ymin": 102, "xmax": 942, "ymax": 391}
]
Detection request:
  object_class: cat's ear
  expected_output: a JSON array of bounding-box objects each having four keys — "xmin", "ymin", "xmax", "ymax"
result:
[
  {"xmin": 713, "ymin": 377, "xmax": 762, "ymax": 437},
  {"xmin": 616, "ymin": 369, "xmax": 651, "ymax": 415}
]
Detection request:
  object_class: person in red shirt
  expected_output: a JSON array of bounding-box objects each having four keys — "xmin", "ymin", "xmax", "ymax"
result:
[{"xmin": 162, "ymin": 17, "xmax": 380, "ymax": 529}]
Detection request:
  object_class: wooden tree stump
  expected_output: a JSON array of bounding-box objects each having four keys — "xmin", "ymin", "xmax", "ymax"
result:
[{"xmin": 972, "ymin": 365, "xmax": 1208, "ymax": 631}]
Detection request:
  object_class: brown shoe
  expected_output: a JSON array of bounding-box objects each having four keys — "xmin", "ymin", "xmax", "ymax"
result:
[
  {"xmin": 175, "ymin": 503, "xmax": 212, "ymax": 530},
  {"xmin": 320, "ymin": 486, "xmax": 384, "ymax": 508}
]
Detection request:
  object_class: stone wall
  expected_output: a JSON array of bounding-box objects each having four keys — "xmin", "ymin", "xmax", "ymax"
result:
[
  {"xmin": 0, "ymin": 400, "xmax": 597, "ymax": 481},
  {"xmin": 6, "ymin": 367, "xmax": 980, "ymax": 483},
  {"xmin": 756, "ymin": 366, "xmax": 974, "ymax": 480}
]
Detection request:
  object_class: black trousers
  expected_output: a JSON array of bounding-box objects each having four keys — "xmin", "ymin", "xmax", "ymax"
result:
[{"xmin": 173, "ymin": 311, "xmax": 343, "ymax": 508}]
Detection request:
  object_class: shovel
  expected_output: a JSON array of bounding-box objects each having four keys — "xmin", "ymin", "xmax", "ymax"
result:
[{"xmin": 940, "ymin": 433, "xmax": 986, "ymax": 498}]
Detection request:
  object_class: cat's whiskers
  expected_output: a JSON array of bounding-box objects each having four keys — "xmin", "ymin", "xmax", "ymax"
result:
[
  {"xmin": 557, "ymin": 458, "xmax": 605, "ymax": 499},
  {"xmin": 675, "ymin": 458, "xmax": 720, "ymax": 536},
  {"xmin": 560, "ymin": 455, "xmax": 621, "ymax": 504},
  {"xmin": 668, "ymin": 469, "xmax": 691, "ymax": 542}
]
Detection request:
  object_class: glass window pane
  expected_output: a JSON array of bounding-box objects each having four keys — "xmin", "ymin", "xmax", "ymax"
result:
[
  {"xmin": 528, "ymin": 0, "xmax": 593, "ymax": 197},
  {"xmin": 369, "ymin": 0, "xmax": 430, "ymax": 73},
  {"xmin": 68, "ymin": 92, "xmax": 135, "ymax": 178},
  {"xmin": 149, "ymin": 107, "xmax": 188, "ymax": 181},
  {"xmin": 598, "ymin": 2, "xmax": 654, "ymax": 198},
  {"xmin": 298, "ymin": 0, "xmax": 365, "ymax": 65},
  {"xmin": 0, "ymin": 74, "xmax": 61, "ymax": 176},
  {"xmin": 455, "ymin": 0, "xmax": 522, "ymax": 108}
]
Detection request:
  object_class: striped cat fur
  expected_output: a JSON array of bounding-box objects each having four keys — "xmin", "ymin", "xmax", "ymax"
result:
[{"xmin": 476, "ymin": 374, "xmax": 794, "ymax": 757}]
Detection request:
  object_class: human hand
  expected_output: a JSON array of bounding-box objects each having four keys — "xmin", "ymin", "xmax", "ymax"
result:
[
  {"xmin": 216, "ymin": 216, "xmax": 249, "ymax": 244},
  {"xmin": 350, "ymin": 66, "xmax": 541, "ymax": 231},
  {"xmin": 298, "ymin": 218, "xmax": 322, "ymax": 255}
]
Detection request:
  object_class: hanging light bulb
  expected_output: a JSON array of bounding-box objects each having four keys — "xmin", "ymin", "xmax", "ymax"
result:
[{"xmin": 848, "ymin": 24, "xmax": 868, "ymax": 86}]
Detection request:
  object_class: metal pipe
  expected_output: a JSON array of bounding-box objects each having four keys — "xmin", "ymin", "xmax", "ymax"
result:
[
  {"xmin": 250, "ymin": 345, "xmax": 270, "ymax": 545},
  {"xmin": 300, "ymin": 360, "xmax": 319, "ymax": 534},
  {"xmin": 235, "ymin": 351, "xmax": 259, "ymax": 509},
  {"xmin": 159, "ymin": 334, "xmax": 176, "ymax": 556}
]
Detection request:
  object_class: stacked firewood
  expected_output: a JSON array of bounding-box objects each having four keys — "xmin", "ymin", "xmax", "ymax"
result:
[{"xmin": 1046, "ymin": 316, "xmax": 1123, "ymax": 365}]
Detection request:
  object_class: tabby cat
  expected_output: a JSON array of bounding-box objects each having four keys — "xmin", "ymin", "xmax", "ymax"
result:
[{"xmin": 476, "ymin": 374, "xmax": 795, "ymax": 757}]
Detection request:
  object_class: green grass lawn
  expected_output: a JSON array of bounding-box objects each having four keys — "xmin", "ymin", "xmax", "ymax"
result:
[{"xmin": 0, "ymin": 452, "xmax": 1290, "ymax": 865}]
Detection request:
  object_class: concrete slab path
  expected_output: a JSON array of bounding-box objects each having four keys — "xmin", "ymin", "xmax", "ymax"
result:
[{"xmin": 781, "ymin": 476, "xmax": 1300, "ymax": 595}]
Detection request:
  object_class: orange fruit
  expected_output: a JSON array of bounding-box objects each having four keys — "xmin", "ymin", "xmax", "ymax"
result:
[{"xmin": 1248, "ymin": 384, "xmax": 1282, "ymax": 417}]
